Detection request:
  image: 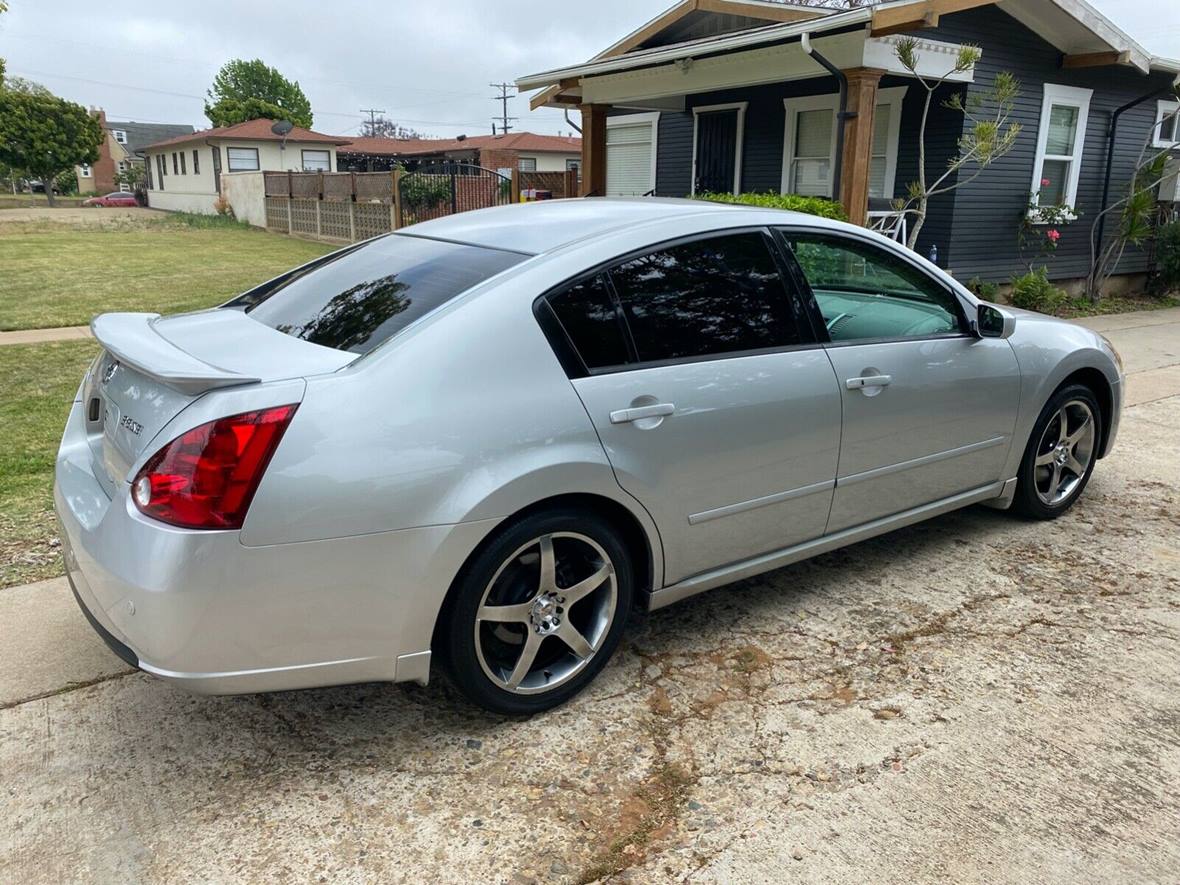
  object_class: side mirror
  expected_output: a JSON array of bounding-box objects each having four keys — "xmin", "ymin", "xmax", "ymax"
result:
[{"xmin": 976, "ymin": 303, "xmax": 1015, "ymax": 339}]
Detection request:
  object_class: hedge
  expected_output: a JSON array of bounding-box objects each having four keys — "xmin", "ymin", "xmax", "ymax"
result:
[{"xmin": 692, "ymin": 191, "xmax": 847, "ymax": 221}]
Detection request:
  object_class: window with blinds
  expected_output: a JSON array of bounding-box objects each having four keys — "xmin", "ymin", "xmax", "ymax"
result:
[
  {"xmin": 1031, "ymin": 84, "xmax": 1091, "ymax": 211},
  {"xmin": 606, "ymin": 118, "xmax": 656, "ymax": 196},
  {"xmin": 783, "ymin": 89, "xmax": 904, "ymax": 201},
  {"xmin": 791, "ymin": 108, "xmax": 834, "ymax": 196}
]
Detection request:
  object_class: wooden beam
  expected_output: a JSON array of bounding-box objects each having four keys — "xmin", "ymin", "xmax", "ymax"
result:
[
  {"xmin": 1061, "ymin": 50, "xmax": 1131, "ymax": 69},
  {"xmin": 871, "ymin": 10, "xmax": 938, "ymax": 38},
  {"xmin": 838, "ymin": 68, "xmax": 886, "ymax": 226},
  {"xmin": 579, "ymin": 105, "xmax": 608, "ymax": 197},
  {"xmin": 870, "ymin": 0, "xmax": 995, "ymax": 37},
  {"xmin": 695, "ymin": 0, "xmax": 824, "ymax": 24}
]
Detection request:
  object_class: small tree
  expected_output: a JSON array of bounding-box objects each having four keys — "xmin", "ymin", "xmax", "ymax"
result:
[
  {"xmin": 116, "ymin": 162, "xmax": 145, "ymax": 192},
  {"xmin": 360, "ymin": 116, "xmax": 425, "ymax": 140},
  {"xmin": 893, "ymin": 38, "xmax": 1021, "ymax": 249},
  {"xmin": 1084, "ymin": 98, "xmax": 1179, "ymax": 302},
  {"xmin": 0, "ymin": 91, "xmax": 104, "ymax": 206},
  {"xmin": 205, "ymin": 59, "xmax": 313, "ymax": 129}
]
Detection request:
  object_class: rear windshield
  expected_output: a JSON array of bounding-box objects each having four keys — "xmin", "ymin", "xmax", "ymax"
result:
[{"xmin": 228, "ymin": 234, "xmax": 526, "ymax": 355}]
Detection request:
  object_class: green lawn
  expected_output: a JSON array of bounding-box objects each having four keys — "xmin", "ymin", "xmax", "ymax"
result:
[
  {"xmin": 0, "ymin": 214, "xmax": 334, "ymax": 330},
  {"xmin": 0, "ymin": 194, "xmax": 87, "ymax": 210},
  {"xmin": 0, "ymin": 341, "xmax": 98, "ymax": 589}
]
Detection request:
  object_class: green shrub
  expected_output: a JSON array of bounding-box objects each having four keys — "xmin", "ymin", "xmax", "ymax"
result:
[
  {"xmin": 1155, "ymin": 220, "xmax": 1180, "ymax": 293},
  {"xmin": 693, "ymin": 191, "xmax": 847, "ymax": 221},
  {"xmin": 1010, "ymin": 267, "xmax": 1066, "ymax": 314},
  {"xmin": 967, "ymin": 276, "xmax": 1000, "ymax": 300}
]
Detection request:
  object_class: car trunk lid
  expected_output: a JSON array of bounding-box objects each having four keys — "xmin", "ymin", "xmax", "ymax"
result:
[{"xmin": 85, "ymin": 310, "xmax": 353, "ymax": 492}]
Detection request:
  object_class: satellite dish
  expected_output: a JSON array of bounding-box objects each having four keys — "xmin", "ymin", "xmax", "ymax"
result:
[{"xmin": 271, "ymin": 119, "xmax": 294, "ymax": 152}]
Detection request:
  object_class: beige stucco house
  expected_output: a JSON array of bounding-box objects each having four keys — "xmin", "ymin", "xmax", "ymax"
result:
[{"xmin": 142, "ymin": 119, "xmax": 350, "ymax": 214}]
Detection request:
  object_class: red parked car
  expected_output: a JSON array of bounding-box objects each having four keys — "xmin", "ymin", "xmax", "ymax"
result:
[{"xmin": 83, "ymin": 192, "xmax": 138, "ymax": 207}]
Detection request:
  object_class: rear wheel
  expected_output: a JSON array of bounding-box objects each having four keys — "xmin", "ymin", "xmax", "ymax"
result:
[
  {"xmin": 1012, "ymin": 383, "xmax": 1101, "ymax": 519},
  {"xmin": 440, "ymin": 509, "xmax": 633, "ymax": 715}
]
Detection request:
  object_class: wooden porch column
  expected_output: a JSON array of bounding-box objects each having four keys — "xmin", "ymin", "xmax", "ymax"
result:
[
  {"xmin": 838, "ymin": 67, "xmax": 885, "ymax": 225},
  {"xmin": 580, "ymin": 104, "xmax": 608, "ymax": 197}
]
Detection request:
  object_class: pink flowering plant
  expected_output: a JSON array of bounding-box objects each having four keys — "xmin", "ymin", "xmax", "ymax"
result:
[{"xmin": 1018, "ymin": 178, "xmax": 1078, "ymax": 271}]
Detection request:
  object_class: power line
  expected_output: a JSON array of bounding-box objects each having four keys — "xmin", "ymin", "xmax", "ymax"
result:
[{"xmin": 489, "ymin": 82, "xmax": 517, "ymax": 134}]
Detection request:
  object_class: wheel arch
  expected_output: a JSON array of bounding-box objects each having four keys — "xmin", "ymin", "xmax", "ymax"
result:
[
  {"xmin": 1055, "ymin": 366, "xmax": 1113, "ymax": 458},
  {"xmin": 431, "ymin": 491, "xmax": 662, "ymax": 653}
]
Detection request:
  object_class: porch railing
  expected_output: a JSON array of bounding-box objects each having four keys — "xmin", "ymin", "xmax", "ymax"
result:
[{"xmin": 866, "ymin": 208, "xmax": 908, "ymax": 245}]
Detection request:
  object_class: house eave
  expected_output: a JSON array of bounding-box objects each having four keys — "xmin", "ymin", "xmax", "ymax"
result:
[{"xmin": 516, "ymin": 8, "xmax": 874, "ymax": 93}]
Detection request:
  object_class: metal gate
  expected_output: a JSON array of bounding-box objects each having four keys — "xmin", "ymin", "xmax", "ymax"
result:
[{"xmin": 397, "ymin": 163, "xmax": 513, "ymax": 226}]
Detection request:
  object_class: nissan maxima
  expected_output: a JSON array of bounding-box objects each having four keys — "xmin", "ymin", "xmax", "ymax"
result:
[{"xmin": 55, "ymin": 199, "xmax": 1123, "ymax": 714}]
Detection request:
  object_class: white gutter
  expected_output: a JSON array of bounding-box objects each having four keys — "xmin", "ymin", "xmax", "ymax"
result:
[{"xmin": 515, "ymin": 6, "xmax": 874, "ymax": 90}]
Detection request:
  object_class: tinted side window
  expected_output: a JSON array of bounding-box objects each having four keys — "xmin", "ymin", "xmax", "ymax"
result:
[
  {"xmin": 230, "ymin": 234, "xmax": 524, "ymax": 355},
  {"xmin": 608, "ymin": 232, "xmax": 801, "ymax": 363},
  {"xmin": 782, "ymin": 232, "xmax": 963, "ymax": 342},
  {"xmin": 546, "ymin": 276, "xmax": 630, "ymax": 371}
]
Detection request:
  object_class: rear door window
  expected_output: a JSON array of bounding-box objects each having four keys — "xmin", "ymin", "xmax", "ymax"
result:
[
  {"xmin": 229, "ymin": 234, "xmax": 525, "ymax": 355},
  {"xmin": 606, "ymin": 232, "xmax": 804, "ymax": 363},
  {"xmin": 545, "ymin": 275, "xmax": 631, "ymax": 371}
]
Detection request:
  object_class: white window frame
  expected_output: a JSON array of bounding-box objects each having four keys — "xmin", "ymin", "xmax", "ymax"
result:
[
  {"xmin": 1030, "ymin": 83, "xmax": 1092, "ymax": 219},
  {"xmin": 607, "ymin": 112, "xmax": 659, "ymax": 195},
  {"xmin": 226, "ymin": 146, "xmax": 260, "ymax": 172},
  {"xmin": 301, "ymin": 149, "xmax": 331, "ymax": 172},
  {"xmin": 690, "ymin": 101, "xmax": 746, "ymax": 195},
  {"xmin": 517, "ymin": 156, "xmax": 537, "ymax": 172},
  {"xmin": 113, "ymin": 129, "xmax": 127, "ymax": 144},
  {"xmin": 1154, "ymin": 99, "xmax": 1180, "ymax": 149},
  {"xmin": 79, "ymin": 164, "xmax": 92, "ymax": 178},
  {"xmin": 780, "ymin": 87, "xmax": 907, "ymax": 199}
]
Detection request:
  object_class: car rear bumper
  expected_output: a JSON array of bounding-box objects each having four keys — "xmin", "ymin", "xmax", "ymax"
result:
[{"xmin": 55, "ymin": 400, "xmax": 498, "ymax": 695}]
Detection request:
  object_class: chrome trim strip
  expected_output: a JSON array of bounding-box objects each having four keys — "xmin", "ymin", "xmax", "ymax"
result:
[
  {"xmin": 687, "ymin": 479, "xmax": 835, "ymax": 525},
  {"xmin": 649, "ymin": 480, "xmax": 1005, "ymax": 611},
  {"xmin": 837, "ymin": 436, "xmax": 1007, "ymax": 488}
]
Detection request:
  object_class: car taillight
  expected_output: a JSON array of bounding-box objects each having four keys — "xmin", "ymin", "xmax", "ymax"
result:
[{"xmin": 131, "ymin": 404, "xmax": 298, "ymax": 529}]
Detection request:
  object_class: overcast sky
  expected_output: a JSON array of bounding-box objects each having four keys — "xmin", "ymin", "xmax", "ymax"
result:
[{"xmin": 1, "ymin": 0, "xmax": 1177, "ymax": 138}]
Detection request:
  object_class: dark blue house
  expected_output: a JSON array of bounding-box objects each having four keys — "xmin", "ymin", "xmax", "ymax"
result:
[{"xmin": 519, "ymin": 0, "xmax": 1180, "ymax": 285}]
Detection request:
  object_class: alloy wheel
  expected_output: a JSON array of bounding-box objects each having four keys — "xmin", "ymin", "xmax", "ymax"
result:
[
  {"xmin": 473, "ymin": 532, "xmax": 617, "ymax": 695},
  {"xmin": 1033, "ymin": 399, "xmax": 1096, "ymax": 506}
]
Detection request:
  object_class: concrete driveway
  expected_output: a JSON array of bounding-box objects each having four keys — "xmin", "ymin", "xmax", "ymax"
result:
[{"xmin": 3, "ymin": 310, "xmax": 1179, "ymax": 884}]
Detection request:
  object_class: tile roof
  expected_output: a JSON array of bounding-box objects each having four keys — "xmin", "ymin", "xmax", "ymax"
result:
[
  {"xmin": 142, "ymin": 119, "xmax": 351, "ymax": 151},
  {"xmin": 339, "ymin": 132, "xmax": 582, "ymax": 157}
]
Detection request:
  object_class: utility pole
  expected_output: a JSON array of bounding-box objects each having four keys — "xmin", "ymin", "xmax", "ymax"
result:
[
  {"xmin": 359, "ymin": 107, "xmax": 385, "ymax": 135},
  {"xmin": 489, "ymin": 83, "xmax": 517, "ymax": 134}
]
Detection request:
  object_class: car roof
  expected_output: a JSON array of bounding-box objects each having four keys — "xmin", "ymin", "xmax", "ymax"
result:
[{"xmin": 399, "ymin": 197, "xmax": 827, "ymax": 255}]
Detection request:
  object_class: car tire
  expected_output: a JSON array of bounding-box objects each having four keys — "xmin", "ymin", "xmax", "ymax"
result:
[
  {"xmin": 1012, "ymin": 383, "xmax": 1102, "ymax": 520},
  {"xmin": 439, "ymin": 508, "xmax": 633, "ymax": 715}
]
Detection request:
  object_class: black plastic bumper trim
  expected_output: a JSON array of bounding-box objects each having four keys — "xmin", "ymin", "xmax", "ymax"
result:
[{"xmin": 67, "ymin": 573, "xmax": 140, "ymax": 670}]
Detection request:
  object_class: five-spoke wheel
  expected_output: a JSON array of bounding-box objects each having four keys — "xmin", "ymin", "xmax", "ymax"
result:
[
  {"xmin": 1015, "ymin": 384, "xmax": 1102, "ymax": 519},
  {"xmin": 441, "ymin": 509, "xmax": 633, "ymax": 714}
]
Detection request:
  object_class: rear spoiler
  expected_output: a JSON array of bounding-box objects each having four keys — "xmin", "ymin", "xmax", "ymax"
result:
[{"xmin": 91, "ymin": 312, "xmax": 261, "ymax": 395}]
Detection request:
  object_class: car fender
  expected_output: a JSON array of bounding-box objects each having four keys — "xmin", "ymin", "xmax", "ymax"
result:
[{"xmin": 1001, "ymin": 314, "xmax": 1121, "ymax": 478}]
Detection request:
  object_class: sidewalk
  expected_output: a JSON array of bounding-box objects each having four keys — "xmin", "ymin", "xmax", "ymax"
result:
[{"xmin": 0, "ymin": 325, "xmax": 91, "ymax": 346}]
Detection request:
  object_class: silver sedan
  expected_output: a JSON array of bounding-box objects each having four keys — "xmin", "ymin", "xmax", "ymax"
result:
[{"xmin": 55, "ymin": 199, "xmax": 1123, "ymax": 713}]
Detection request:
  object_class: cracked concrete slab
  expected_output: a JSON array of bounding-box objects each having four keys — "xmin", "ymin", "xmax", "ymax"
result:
[{"xmin": 2, "ymin": 387, "xmax": 1179, "ymax": 883}]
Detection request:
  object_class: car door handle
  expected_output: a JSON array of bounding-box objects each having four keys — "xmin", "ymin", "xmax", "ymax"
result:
[
  {"xmin": 846, "ymin": 374, "xmax": 892, "ymax": 390},
  {"xmin": 609, "ymin": 403, "xmax": 676, "ymax": 424}
]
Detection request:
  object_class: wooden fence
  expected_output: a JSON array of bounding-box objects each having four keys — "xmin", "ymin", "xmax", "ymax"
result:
[
  {"xmin": 261, "ymin": 168, "xmax": 581, "ymax": 243},
  {"xmin": 263, "ymin": 172, "xmax": 397, "ymax": 242}
]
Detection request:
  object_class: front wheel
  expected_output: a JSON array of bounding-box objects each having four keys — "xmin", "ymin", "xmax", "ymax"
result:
[
  {"xmin": 440, "ymin": 509, "xmax": 633, "ymax": 715},
  {"xmin": 1012, "ymin": 383, "xmax": 1102, "ymax": 519}
]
